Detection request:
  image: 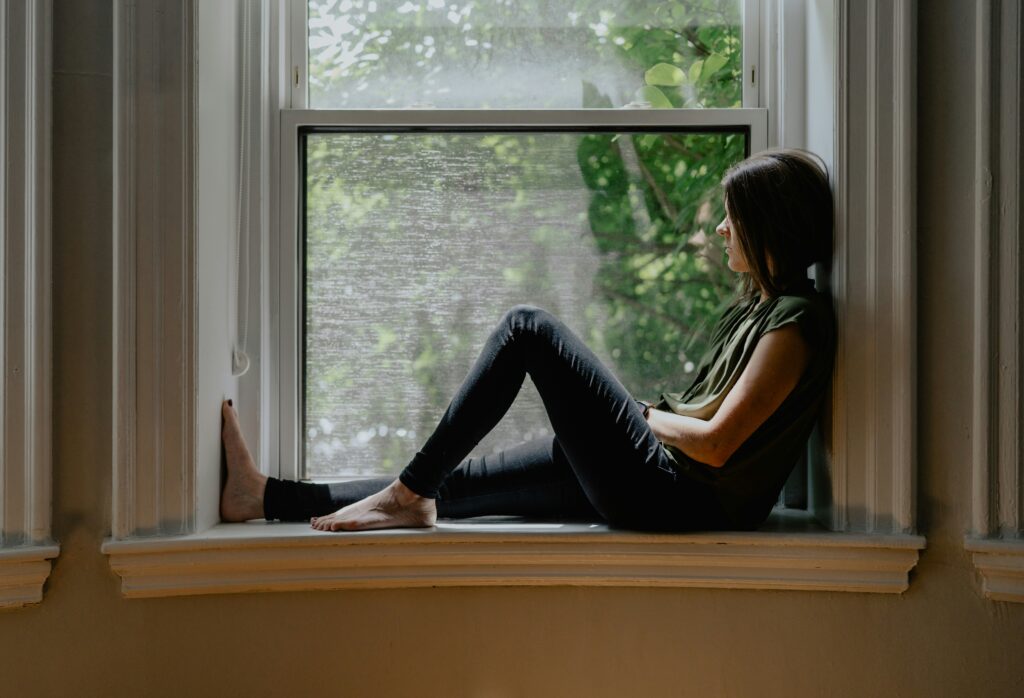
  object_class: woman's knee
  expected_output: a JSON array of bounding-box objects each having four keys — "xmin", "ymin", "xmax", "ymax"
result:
[
  {"xmin": 502, "ymin": 304, "xmax": 554, "ymax": 336},
  {"xmin": 504, "ymin": 303, "xmax": 543, "ymax": 324}
]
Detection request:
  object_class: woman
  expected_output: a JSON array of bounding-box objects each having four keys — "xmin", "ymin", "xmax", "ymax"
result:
[{"xmin": 221, "ymin": 148, "xmax": 835, "ymax": 533}]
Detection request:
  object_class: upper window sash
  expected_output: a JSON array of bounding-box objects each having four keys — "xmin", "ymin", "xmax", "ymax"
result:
[{"xmin": 286, "ymin": 0, "xmax": 762, "ymax": 110}]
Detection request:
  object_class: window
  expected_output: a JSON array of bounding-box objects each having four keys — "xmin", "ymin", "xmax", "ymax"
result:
[
  {"xmin": 106, "ymin": 0, "xmax": 926, "ymax": 599},
  {"xmin": 281, "ymin": 0, "xmax": 769, "ymax": 486},
  {"xmin": 299, "ymin": 125, "xmax": 758, "ymax": 480}
]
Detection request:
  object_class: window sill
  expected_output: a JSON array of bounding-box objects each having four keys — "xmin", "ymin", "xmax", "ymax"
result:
[
  {"xmin": 102, "ymin": 510, "xmax": 925, "ymax": 599},
  {"xmin": 0, "ymin": 544, "xmax": 60, "ymax": 609},
  {"xmin": 964, "ymin": 537, "xmax": 1024, "ymax": 602}
]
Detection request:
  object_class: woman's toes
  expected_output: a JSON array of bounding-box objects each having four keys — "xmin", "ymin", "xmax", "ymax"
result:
[{"xmin": 221, "ymin": 400, "xmax": 238, "ymax": 425}]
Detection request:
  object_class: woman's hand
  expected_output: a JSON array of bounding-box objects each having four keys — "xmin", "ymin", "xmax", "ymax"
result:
[{"xmin": 648, "ymin": 324, "xmax": 810, "ymax": 468}]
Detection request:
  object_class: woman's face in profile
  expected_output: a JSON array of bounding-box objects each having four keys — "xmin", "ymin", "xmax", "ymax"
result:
[{"xmin": 716, "ymin": 209, "xmax": 750, "ymax": 274}]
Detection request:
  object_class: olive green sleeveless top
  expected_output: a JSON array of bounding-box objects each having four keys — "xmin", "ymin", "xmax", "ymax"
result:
[{"xmin": 656, "ymin": 278, "xmax": 836, "ymax": 530}]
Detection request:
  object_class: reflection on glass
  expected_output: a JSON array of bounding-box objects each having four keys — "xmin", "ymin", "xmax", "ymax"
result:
[
  {"xmin": 304, "ymin": 131, "xmax": 746, "ymax": 478},
  {"xmin": 308, "ymin": 0, "xmax": 743, "ymax": 108}
]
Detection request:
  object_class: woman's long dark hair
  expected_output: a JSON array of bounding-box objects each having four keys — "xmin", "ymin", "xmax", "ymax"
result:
[{"xmin": 722, "ymin": 149, "xmax": 834, "ymax": 299}]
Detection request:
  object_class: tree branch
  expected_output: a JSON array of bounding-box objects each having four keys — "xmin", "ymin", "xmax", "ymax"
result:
[
  {"xmin": 632, "ymin": 146, "xmax": 680, "ymax": 223},
  {"xmin": 680, "ymin": 25, "xmax": 713, "ymax": 57},
  {"xmin": 662, "ymin": 135, "xmax": 706, "ymax": 161}
]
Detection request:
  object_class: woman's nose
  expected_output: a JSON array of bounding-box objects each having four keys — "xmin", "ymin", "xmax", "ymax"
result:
[{"xmin": 716, "ymin": 220, "xmax": 728, "ymax": 237}]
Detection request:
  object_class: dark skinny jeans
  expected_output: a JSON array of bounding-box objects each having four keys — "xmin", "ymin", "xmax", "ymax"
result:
[{"xmin": 263, "ymin": 305, "xmax": 730, "ymax": 531}]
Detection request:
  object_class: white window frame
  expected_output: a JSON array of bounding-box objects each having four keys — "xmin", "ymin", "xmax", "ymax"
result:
[
  {"xmin": 0, "ymin": 0, "xmax": 59, "ymax": 609},
  {"xmin": 104, "ymin": 0, "xmax": 927, "ymax": 599}
]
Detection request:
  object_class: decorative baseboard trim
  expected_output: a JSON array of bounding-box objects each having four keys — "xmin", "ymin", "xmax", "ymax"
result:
[
  {"xmin": 0, "ymin": 545, "xmax": 60, "ymax": 610},
  {"xmin": 965, "ymin": 537, "xmax": 1024, "ymax": 603},
  {"xmin": 103, "ymin": 518, "xmax": 925, "ymax": 599}
]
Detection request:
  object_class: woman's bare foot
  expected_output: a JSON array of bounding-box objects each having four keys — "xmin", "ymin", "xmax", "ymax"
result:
[
  {"xmin": 310, "ymin": 479, "xmax": 437, "ymax": 532},
  {"xmin": 221, "ymin": 400, "xmax": 268, "ymax": 522}
]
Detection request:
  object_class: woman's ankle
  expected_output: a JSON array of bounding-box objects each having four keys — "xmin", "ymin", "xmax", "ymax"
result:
[{"xmin": 392, "ymin": 478, "xmax": 428, "ymax": 505}]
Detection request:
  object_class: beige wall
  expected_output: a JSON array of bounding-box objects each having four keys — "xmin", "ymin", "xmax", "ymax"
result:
[{"xmin": 0, "ymin": 2, "xmax": 1021, "ymax": 696}]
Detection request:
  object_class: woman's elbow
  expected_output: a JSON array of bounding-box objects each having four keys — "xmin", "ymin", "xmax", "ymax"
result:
[
  {"xmin": 703, "ymin": 451, "xmax": 729, "ymax": 469},
  {"xmin": 700, "ymin": 435, "xmax": 739, "ymax": 469},
  {"xmin": 677, "ymin": 442, "xmax": 728, "ymax": 469},
  {"xmin": 666, "ymin": 422, "xmax": 737, "ymax": 468}
]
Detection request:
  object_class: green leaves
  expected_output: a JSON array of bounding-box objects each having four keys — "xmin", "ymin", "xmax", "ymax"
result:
[
  {"xmin": 701, "ymin": 53, "xmax": 729, "ymax": 79},
  {"xmin": 689, "ymin": 53, "xmax": 729, "ymax": 84},
  {"xmin": 641, "ymin": 50, "xmax": 730, "ymax": 110},
  {"xmin": 634, "ymin": 85, "xmax": 673, "ymax": 109},
  {"xmin": 644, "ymin": 62, "xmax": 685, "ymax": 87},
  {"xmin": 640, "ymin": 64, "xmax": 682, "ymax": 109}
]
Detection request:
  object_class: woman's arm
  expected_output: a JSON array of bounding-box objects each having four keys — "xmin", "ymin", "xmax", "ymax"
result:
[{"xmin": 646, "ymin": 323, "xmax": 811, "ymax": 468}]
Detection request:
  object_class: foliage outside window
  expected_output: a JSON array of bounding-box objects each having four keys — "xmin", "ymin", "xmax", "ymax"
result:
[{"xmin": 307, "ymin": 0, "xmax": 743, "ymax": 109}]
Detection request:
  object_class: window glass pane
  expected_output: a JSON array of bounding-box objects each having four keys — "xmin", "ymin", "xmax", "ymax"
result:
[
  {"xmin": 304, "ymin": 130, "xmax": 746, "ymax": 478},
  {"xmin": 308, "ymin": 1, "xmax": 743, "ymax": 109}
]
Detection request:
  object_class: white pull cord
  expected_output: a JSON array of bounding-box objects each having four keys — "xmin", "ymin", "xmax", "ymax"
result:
[{"xmin": 233, "ymin": 0, "xmax": 252, "ymax": 377}]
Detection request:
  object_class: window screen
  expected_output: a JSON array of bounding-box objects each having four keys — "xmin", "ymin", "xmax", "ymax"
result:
[{"xmin": 303, "ymin": 129, "xmax": 747, "ymax": 478}]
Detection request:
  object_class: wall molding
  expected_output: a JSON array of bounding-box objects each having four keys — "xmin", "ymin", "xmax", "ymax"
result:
[
  {"xmin": 0, "ymin": 0, "xmax": 58, "ymax": 608},
  {"xmin": 965, "ymin": 538, "xmax": 1024, "ymax": 603},
  {"xmin": 103, "ymin": 516, "xmax": 925, "ymax": 599},
  {"xmin": 967, "ymin": 0, "xmax": 1023, "ymax": 602},
  {"xmin": 112, "ymin": 0, "xmax": 198, "ymax": 538},
  {"xmin": 824, "ymin": 0, "xmax": 917, "ymax": 535},
  {"xmin": 0, "ymin": 545, "xmax": 59, "ymax": 609}
]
